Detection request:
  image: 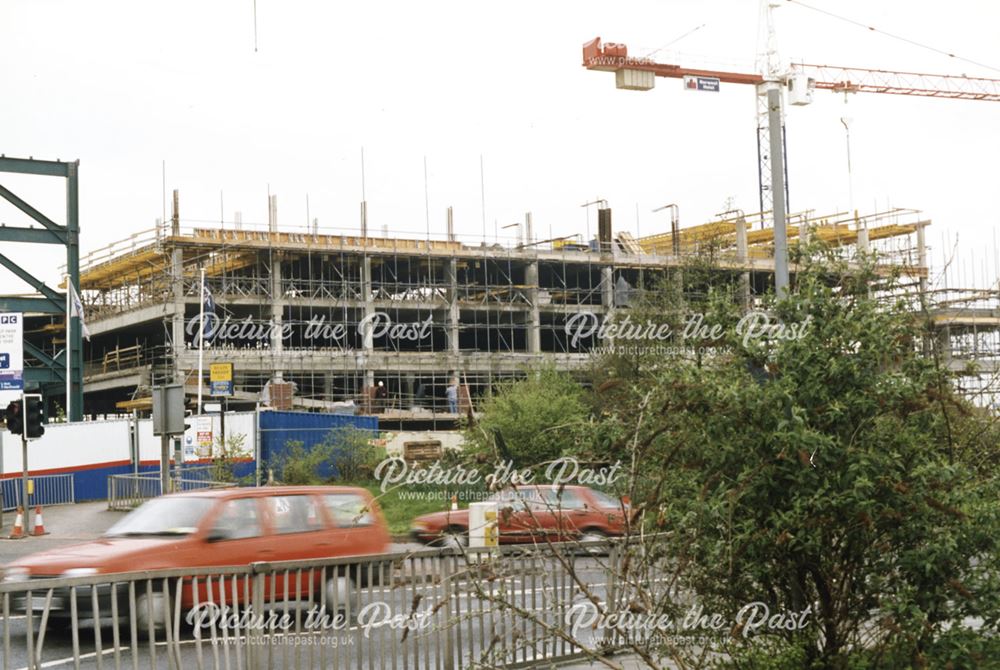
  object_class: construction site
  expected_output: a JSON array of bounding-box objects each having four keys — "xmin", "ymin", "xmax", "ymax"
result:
[
  {"xmin": 7, "ymin": 15, "xmax": 1000, "ymax": 426},
  {"xmin": 51, "ymin": 195, "xmax": 989, "ymax": 425}
]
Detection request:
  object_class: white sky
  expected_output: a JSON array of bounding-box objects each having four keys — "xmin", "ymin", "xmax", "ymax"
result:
[{"xmin": 1, "ymin": 0, "xmax": 998, "ymax": 291}]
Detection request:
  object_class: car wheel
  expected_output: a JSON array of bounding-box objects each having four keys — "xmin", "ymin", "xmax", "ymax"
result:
[
  {"xmin": 579, "ymin": 529, "xmax": 608, "ymax": 555},
  {"xmin": 438, "ymin": 526, "xmax": 468, "ymax": 549},
  {"xmin": 134, "ymin": 592, "xmax": 169, "ymax": 634},
  {"xmin": 324, "ymin": 575, "xmax": 359, "ymax": 625}
]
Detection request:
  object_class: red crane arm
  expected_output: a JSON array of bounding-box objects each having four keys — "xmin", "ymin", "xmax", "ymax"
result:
[
  {"xmin": 582, "ymin": 37, "xmax": 763, "ymax": 86},
  {"xmin": 793, "ymin": 63, "xmax": 1000, "ymax": 101},
  {"xmin": 583, "ymin": 37, "xmax": 1000, "ymax": 102}
]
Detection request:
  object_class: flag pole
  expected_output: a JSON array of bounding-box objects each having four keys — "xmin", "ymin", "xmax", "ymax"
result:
[
  {"xmin": 197, "ymin": 267, "xmax": 206, "ymax": 416},
  {"xmin": 65, "ymin": 273, "xmax": 72, "ymax": 422}
]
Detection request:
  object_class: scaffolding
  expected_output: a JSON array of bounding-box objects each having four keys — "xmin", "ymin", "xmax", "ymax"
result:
[{"xmin": 52, "ymin": 198, "xmax": 964, "ymax": 419}]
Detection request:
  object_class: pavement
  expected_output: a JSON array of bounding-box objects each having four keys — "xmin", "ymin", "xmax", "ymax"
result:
[{"xmin": 0, "ymin": 501, "xmax": 124, "ymax": 565}]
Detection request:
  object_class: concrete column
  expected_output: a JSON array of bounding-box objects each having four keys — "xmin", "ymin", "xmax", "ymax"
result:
[
  {"xmin": 361, "ymin": 256, "xmax": 375, "ymax": 388},
  {"xmin": 857, "ymin": 227, "xmax": 870, "ymax": 254},
  {"xmin": 268, "ymin": 195, "xmax": 278, "ymax": 233},
  {"xmin": 735, "ymin": 215, "xmax": 751, "ymax": 310},
  {"xmin": 270, "ymin": 252, "xmax": 284, "ymax": 378},
  {"xmin": 525, "ymin": 261, "xmax": 541, "ymax": 354},
  {"xmin": 446, "ymin": 258, "xmax": 460, "ymax": 355},
  {"xmin": 170, "ymin": 247, "xmax": 185, "ymax": 383},
  {"xmin": 601, "ymin": 267, "xmax": 614, "ymax": 311},
  {"xmin": 916, "ymin": 222, "xmax": 928, "ymax": 295}
]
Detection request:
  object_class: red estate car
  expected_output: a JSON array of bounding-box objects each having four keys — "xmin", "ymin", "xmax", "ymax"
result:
[
  {"xmin": 2, "ymin": 486, "xmax": 390, "ymax": 627},
  {"xmin": 410, "ymin": 485, "xmax": 630, "ymax": 547}
]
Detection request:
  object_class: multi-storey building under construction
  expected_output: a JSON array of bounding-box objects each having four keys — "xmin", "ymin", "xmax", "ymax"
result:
[{"xmin": 56, "ymin": 196, "xmax": 959, "ymax": 426}]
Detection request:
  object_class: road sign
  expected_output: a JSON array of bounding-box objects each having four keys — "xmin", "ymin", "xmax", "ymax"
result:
[
  {"xmin": 0, "ymin": 313, "xmax": 24, "ymax": 391},
  {"xmin": 152, "ymin": 384, "xmax": 187, "ymax": 436},
  {"xmin": 683, "ymin": 75, "xmax": 720, "ymax": 92},
  {"xmin": 209, "ymin": 362, "xmax": 234, "ymax": 396}
]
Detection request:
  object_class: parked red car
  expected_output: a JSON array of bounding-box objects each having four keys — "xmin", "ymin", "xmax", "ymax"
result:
[
  {"xmin": 410, "ymin": 485, "xmax": 630, "ymax": 547},
  {"xmin": 3, "ymin": 486, "xmax": 390, "ymax": 626}
]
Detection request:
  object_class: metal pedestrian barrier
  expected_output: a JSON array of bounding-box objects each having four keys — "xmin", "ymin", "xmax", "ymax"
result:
[
  {"xmin": 1, "ymin": 540, "xmax": 625, "ymax": 669},
  {"xmin": 1, "ymin": 474, "xmax": 75, "ymax": 512},
  {"xmin": 107, "ymin": 473, "xmax": 233, "ymax": 511}
]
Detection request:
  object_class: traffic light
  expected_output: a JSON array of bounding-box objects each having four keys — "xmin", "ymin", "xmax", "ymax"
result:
[
  {"xmin": 4, "ymin": 400, "xmax": 23, "ymax": 435},
  {"xmin": 24, "ymin": 395, "xmax": 44, "ymax": 439}
]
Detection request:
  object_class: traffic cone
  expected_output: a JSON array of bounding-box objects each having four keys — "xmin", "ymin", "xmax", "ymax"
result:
[
  {"xmin": 32, "ymin": 506, "xmax": 48, "ymax": 536},
  {"xmin": 8, "ymin": 507, "xmax": 25, "ymax": 539},
  {"xmin": 450, "ymin": 495, "xmax": 458, "ymax": 511}
]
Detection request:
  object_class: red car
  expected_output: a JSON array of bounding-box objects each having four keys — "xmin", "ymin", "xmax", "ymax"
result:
[
  {"xmin": 3, "ymin": 486, "xmax": 390, "ymax": 627},
  {"xmin": 410, "ymin": 485, "xmax": 630, "ymax": 547}
]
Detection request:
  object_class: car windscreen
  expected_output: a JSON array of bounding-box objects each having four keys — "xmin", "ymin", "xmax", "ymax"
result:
[{"xmin": 105, "ymin": 497, "xmax": 215, "ymax": 537}]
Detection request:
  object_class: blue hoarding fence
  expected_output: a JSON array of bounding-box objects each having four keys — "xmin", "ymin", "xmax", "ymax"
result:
[{"xmin": 258, "ymin": 410, "xmax": 378, "ymax": 480}]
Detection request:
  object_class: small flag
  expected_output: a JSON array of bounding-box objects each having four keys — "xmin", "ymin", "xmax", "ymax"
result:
[
  {"xmin": 202, "ymin": 284, "xmax": 216, "ymax": 315},
  {"xmin": 69, "ymin": 283, "xmax": 91, "ymax": 341}
]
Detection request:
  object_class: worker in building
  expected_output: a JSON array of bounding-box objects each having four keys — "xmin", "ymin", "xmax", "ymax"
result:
[
  {"xmin": 446, "ymin": 377, "xmax": 459, "ymax": 414},
  {"xmin": 375, "ymin": 380, "xmax": 387, "ymax": 411}
]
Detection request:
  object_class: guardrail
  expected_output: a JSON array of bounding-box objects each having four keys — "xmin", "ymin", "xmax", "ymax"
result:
[
  {"xmin": 1, "ymin": 475, "xmax": 75, "ymax": 512},
  {"xmin": 107, "ymin": 473, "xmax": 233, "ymax": 511},
  {"xmin": 0, "ymin": 541, "xmax": 622, "ymax": 669}
]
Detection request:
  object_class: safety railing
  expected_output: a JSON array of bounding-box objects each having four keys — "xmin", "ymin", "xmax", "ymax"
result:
[
  {"xmin": 0, "ymin": 541, "xmax": 623, "ymax": 670},
  {"xmin": 107, "ymin": 473, "xmax": 233, "ymax": 511},
  {"xmin": 1, "ymin": 475, "xmax": 75, "ymax": 512}
]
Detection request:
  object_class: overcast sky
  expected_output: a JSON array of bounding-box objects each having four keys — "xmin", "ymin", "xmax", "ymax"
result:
[{"xmin": 1, "ymin": 0, "xmax": 998, "ymax": 291}]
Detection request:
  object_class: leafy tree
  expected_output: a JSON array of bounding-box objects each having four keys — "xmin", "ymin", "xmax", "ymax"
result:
[
  {"xmin": 465, "ymin": 366, "xmax": 590, "ymax": 469},
  {"xmin": 589, "ymin": 250, "xmax": 1000, "ymax": 668}
]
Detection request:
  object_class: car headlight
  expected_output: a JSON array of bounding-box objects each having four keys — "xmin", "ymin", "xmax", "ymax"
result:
[
  {"xmin": 2, "ymin": 567, "xmax": 30, "ymax": 583},
  {"xmin": 411, "ymin": 521, "xmax": 429, "ymax": 531},
  {"xmin": 61, "ymin": 568, "xmax": 99, "ymax": 578}
]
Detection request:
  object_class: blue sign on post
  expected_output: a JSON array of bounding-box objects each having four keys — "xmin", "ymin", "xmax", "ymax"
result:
[
  {"xmin": 0, "ymin": 312, "xmax": 24, "ymax": 391},
  {"xmin": 210, "ymin": 380, "xmax": 234, "ymax": 396}
]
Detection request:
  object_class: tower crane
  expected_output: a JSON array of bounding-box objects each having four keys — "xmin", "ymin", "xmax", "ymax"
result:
[{"xmin": 582, "ymin": 25, "xmax": 1000, "ymax": 293}]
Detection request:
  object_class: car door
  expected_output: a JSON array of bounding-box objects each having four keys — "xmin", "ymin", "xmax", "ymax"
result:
[
  {"xmin": 500, "ymin": 487, "xmax": 555, "ymax": 543},
  {"xmin": 320, "ymin": 492, "xmax": 388, "ymax": 586},
  {"xmin": 262, "ymin": 494, "xmax": 331, "ymax": 600},
  {"xmin": 540, "ymin": 487, "xmax": 590, "ymax": 541},
  {"xmin": 194, "ymin": 496, "xmax": 270, "ymax": 606}
]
